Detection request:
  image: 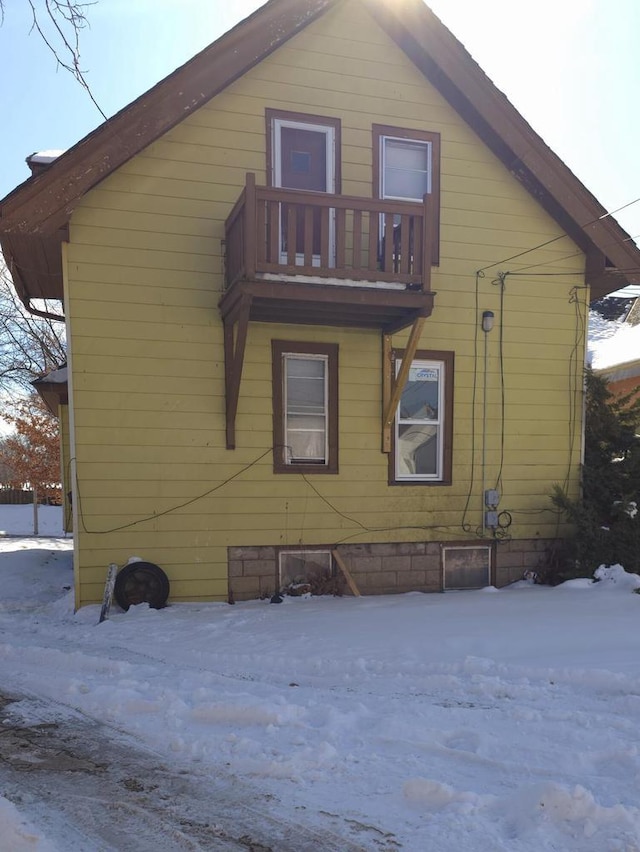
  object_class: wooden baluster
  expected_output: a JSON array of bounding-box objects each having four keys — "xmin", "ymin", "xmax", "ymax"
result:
[
  {"xmin": 368, "ymin": 211, "xmax": 379, "ymax": 273},
  {"xmin": 304, "ymin": 206, "xmax": 314, "ymax": 268},
  {"xmin": 269, "ymin": 200, "xmax": 279, "ymax": 264},
  {"xmin": 384, "ymin": 212, "xmax": 394, "ymax": 273},
  {"xmin": 400, "ymin": 213, "xmax": 410, "ymax": 275},
  {"xmin": 353, "ymin": 209, "xmax": 362, "ymax": 274},
  {"xmin": 244, "ymin": 173, "xmax": 256, "ymax": 280},
  {"xmin": 335, "ymin": 208, "xmax": 345, "ymax": 269},
  {"xmin": 256, "ymin": 193, "xmax": 266, "ymax": 269},
  {"xmin": 320, "ymin": 206, "xmax": 330, "ymax": 269},
  {"xmin": 287, "ymin": 204, "xmax": 297, "ymax": 267}
]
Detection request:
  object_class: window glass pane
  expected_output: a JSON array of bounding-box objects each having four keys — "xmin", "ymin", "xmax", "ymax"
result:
[
  {"xmin": 287, "ymin": 377, "xmax": 325, "ymax": 414},
  {"xmin": 399, "ymin": 365, "xmax": 440, "ymax": 421},
  {"xmin": 287, "ymin": 357, "xmax": 325, "ymax": 412},
  {"xmin": 280, "ymin": 550, "xmax": 332, "ymax": 587},
  {"xmin": 286, "ymin": 425, "xmax": 326, "ymax": 462},
  {"xmin": 285, "ymin": 355, "xmax": 327, "ymax": 462},
  {"xmin": 287, "ymin": 356, "xmax": 325, "ymax": 380},
  {"xmin": 397, "ymin": 424, "xmax": 439, "ymax": 476},
  {"xmin": 386, "ymin": 140, "xmax": 430, "ymax": 171},
  {"xmin": 384, "ymin": 139, "xmax": 430, "ymax": 200}
]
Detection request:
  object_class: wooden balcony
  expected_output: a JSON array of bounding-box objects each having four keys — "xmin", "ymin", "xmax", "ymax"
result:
[{"xmin": 220, "ymin": 173, "xmax": 436, "ymax": 333}]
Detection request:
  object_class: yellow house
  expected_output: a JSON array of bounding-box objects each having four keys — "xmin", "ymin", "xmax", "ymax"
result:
[{"xmin": 2, "ymin": 0, "xmax": 640, "ymax": 609}]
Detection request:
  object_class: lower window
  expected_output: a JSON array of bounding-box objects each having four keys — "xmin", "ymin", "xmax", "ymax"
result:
[
  {"xmin": 392, "ymin": 349, "xmax": 453, "ymax": 484},
  {"xmin": 272, "ymin": 340, "xmax": 338, "ymax": 473}
]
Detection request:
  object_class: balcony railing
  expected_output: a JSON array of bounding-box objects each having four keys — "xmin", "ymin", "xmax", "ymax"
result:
[{"xmin": 225, "ymin": 173, "xmax": 434, "ymax": 292}]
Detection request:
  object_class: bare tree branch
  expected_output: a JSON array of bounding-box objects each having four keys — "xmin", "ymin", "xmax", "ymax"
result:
[
  {"xmin": 0, "ymin": 0, "xmax": 106, "ymax": 120},
  {"xmin": 0, "ymin": 263, "xmax": 66, "ymax": 399}
]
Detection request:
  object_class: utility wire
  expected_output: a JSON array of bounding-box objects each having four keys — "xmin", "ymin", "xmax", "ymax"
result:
[
  {"xmin": 460, "ymin": 271, "xmax": 482, "ymax": 532},
  {"xmin": 476, "ymin": 197, "xmax": 640, "ymax": 275}
]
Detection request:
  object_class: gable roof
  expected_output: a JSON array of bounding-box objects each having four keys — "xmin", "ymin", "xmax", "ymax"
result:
[{"xmin": 2, "ymin": 0, "xmax": 639, "ymax": 307}]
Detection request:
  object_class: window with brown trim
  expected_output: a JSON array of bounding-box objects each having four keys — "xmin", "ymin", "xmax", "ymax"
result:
[
  {"xmin": 373, "ymin": 124, "xmax": 440, "ymax": 265},
  {"xmin": 390, "ymin": 349, "xmax": 453, "ymax": 484},
  {"xmin": 272, "ymin": 340, "xmax": 339, "ymax": 474},
  {"xmin": 266, "ymin": 109, "xmax": 341, "ymax": 192}
]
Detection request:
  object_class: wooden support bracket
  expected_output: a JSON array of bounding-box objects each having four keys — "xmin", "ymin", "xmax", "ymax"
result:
[
  {"xmin": 381, "ymin": 316, "xmax": 426, "ymax": 453},
  {"xmin": 382, "ymin": 333, "xmax": 392, "ymax": 453},
  {"xmin": 223, "ymin": 293, "xmax": 252, "ymax": 449},
  {"xmin": 332, "ymin": 549, "xmax": 361, "ymax": 597}
]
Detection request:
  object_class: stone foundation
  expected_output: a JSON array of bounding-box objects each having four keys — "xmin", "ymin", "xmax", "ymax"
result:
[{"xmin": 228, "ymin": 538, "xmax": 558, "ymax": 600}]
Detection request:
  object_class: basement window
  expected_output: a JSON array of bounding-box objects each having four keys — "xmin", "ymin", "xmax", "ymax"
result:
[
  {"xmin": 442, "ymin": 545, "xmax": 493, "ymax": 589},
  {"xmin": 279, "ymin": 549, "xmax": 333, "ymax": 590}
]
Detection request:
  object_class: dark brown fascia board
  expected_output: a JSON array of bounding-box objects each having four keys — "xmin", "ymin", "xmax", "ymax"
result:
[
  {"xmin": 1, "ymin": 232, "xmax": 65, "ymax": 304},
  {"xmin": 589, "ymin": 270, "xmax": 631, "ymax": 302},
  {"xmin": 32, "ymin": 377, "xmax": 68, "ymax": 416},
  {"xmin": 0, "ymin": 0, "xmax": 336, "ymax": 236},
  {"xmin": 362, "ymin": 0, "xmax": 640, "ymax": 285}
]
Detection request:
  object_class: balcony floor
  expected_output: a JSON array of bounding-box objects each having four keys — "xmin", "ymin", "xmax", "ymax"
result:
[{"xmin": 219, "ymin": 276, "xmax": 435, "ymax": 333}]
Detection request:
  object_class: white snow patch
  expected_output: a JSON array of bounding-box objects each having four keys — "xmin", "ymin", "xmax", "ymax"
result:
[
  {"xmin": 1, "ymin": 521, "xmax": 640, "ymax": 850},
  {"xmin": 594, "ymin": 563, "xmax": 640, "ymax": 590},
  {"xmin": 0, "ymin": 796, "xmax": 57, "ymax": 851},
  {"xmin": 589, "ymin": 313, "xmax": 640, "ymax": 371}
]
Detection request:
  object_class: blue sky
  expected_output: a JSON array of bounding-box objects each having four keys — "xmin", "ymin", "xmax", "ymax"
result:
[{"xmin": 2, "ymin": 0, "xmax": 639, "ymax": 244}]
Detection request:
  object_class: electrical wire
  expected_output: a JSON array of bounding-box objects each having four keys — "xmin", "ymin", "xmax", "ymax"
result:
[
  {"xmin": 476, "ymin": 197, "xmax": 640, "ymax": 276},
  {"xmin": 73, "ymin": 440, "xmax": 487, "ymax": 544},
  {"xmin": 75, "ymin": 447, "xmax": 274, "ymax": 535},
  {"xmin": 460, "ymin": 271, "xmax": 482, "ymax": 532},
  {"xmin": 492, "ymin": 273, "xmax": 508, "ymax": 494},
  {"xmin": 563, "ymin": 286, "xmax": 587, "ymax": 495}
]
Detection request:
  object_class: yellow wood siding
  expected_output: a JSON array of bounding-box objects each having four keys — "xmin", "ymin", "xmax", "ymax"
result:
[{"xmin": 65, "ymin": 0, "xmax": 585, "ymax": 605}]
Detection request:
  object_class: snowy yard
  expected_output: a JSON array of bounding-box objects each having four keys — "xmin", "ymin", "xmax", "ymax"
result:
[
  {"xmin": 0, "ymin": 503, "xmax": 65, "ymax": 537},
  {"xmin": 1, "ymin": 511, "xmax": 640, "ymax": 850}
]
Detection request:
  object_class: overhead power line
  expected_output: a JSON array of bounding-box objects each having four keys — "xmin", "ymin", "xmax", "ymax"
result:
[{"xmin": 476, "ymin": 196, "xmax": 640, "ymax": 276}]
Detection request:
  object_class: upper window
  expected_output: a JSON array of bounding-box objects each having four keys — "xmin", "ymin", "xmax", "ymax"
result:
[
  {"xmin": 381, "ymin": 137, "xmax": 432, "ymax": 201},
  {"xmin": 272, "ymin": 341, "xmax": 338, "ymax": 474},
  {"xmin": 373, "ymin": 125, "xmax": 440, "ymax": 265},
  {"xmin": 392, "ymin": 350, "xmax": 453, "ymax": 484},
  {"xmin": 266, "ymin": 110, "xmax": 341, "ymax": 265},
  {"xmin": 266, "ymin": 109, "xmax": 341, "ymax": 193}
]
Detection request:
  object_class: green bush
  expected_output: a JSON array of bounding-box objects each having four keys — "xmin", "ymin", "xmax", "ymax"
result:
[{"xmin": 551, "ymin": 369, "xmax": 640, "ymax": 577}]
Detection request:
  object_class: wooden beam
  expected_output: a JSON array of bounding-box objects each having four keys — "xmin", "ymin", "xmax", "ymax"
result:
[
  {"xmin": 382, "ymin": 316, "xmax": 426, "ymax": 430},
  {"xmin": 383, "ymin": 305, "xmax": 432, "ymax": 336},
  {"xmin": 224, "ymin": 293, "xmax": 252, "ymax": 449},
  {"xmin": 332, "ymin": 549, "xmax": 361, "ymax": 597},
  {"xmin": 382, "ymin": 333, "xmax": 392, "ymax": 453}
]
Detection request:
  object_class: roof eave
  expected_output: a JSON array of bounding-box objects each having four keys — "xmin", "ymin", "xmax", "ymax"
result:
[
  {"xmin": 2, "ymin": 0, "xmax": 638, "ymax": 298},
  {"xmin": 0, "ymin": 0, "xmax": 336, "ymax": 237},
  {"xmin": 362, "ymin": 0, "xmax": 640, "ymax": 286}
]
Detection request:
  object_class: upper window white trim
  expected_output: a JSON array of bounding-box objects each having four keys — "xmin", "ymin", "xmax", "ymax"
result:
[{"xmin": 272, "ymin": 118, "xmax": 336, "ymax": 194}]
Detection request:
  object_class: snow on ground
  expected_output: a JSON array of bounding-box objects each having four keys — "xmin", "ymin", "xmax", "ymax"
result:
[
  {"xmin": 1, "ymin": 512, "xmax": 640, "ymax": 849},
  {"xmin": 0, "ymin": 503, "xmax": 65, "ymax": 537},
  {"xmin": 0, "ymin": 795, "xmax": 56, "ymax": 852}
]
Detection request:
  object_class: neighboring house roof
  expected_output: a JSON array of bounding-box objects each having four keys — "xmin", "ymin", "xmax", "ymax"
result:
[
  {"xmin": 32, "ymin": 365, "xmax": 69, "ymax": 415},
  {"xmin": 590, "ymin": 296, "xmax": 636, "ymax": 323},
  {"xmin": 626, "ymin": 298, "xmax": 640, "ymax": 326},
  {"xmin": 2, "ymin": 0, "xmax": 640, "ymax": 308},
  {"xmin": 589, "ymin": 309, "xmax": 640, "ymax": 386}
]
